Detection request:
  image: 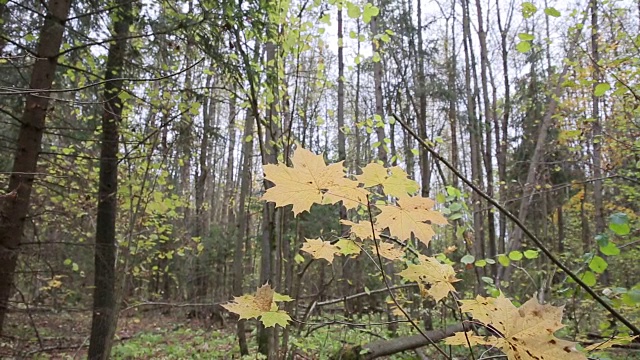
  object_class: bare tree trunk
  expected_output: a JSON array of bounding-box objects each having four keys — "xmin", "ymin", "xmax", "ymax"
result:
[
  {"xmin": 474, "ymin": 0, "xmax": 497, "ymax": 278},
  {"xmin": 462, "ymin": 0, "xmax": 486, "ymax": 293},
  {"xmin": 0, "ymin": 0, "xmax": 71, "ymax": 334},
  {"xmin": 233, "ymin": 111, "xmax": 254, "ymax": 356},
  {"xmin": 88, "ymin": 0, "xmax": 132, "ymax": 357},
  {"xmin": 416, "ymin": 0, "xmax": 430, "ymax": 197},
  {"xmin": 193, "ymin": 73, "xmax": 214, "ymax": 300},
  {"xmin": 495, "ymin": 0, "xmax": 512, "ymax": 255},
  {"xmin": 371, "ymin": 15, "xmax": 388, "ymax": 165},
  {"xmin": 590, "ymin": 0, "xmax": 608, "ymax": 285},
  {"xmin": 258, "ymin": 39, "xmax": 280, "ymax": 359}
]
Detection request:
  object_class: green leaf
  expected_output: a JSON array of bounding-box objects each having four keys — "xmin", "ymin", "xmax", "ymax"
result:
[
  {"xmin": 461, "ymin": 254, "xmax": 475, "ymax": 265},
  {"xmin": 362, "ymin": 3, "xmax": 379, "ymax": 24},
  {"xmin": 294, "ymin": 253, "xmax": 305, "ymax": 264},
  {"xmin": 346, "ymin": 2, "xmax": 361, "ymax": 19},
  {"xmin": 581, "ymin": 271, "xmax": 597, "ymax": 286},
  {"xmin": 260, "ymin": 311, "xmax": 291, "ymax": 327},
  {"xmin": 594, "ymin": 82, "xmax": 611, "ymax": 97},
  {"xmin": 498, "ymin": 254, "xmax": 510, "ymax": 267},
  {"xmin": 599, "ymin": 242, "xmax": 620, "ymax": 256},
  {"xmin": 622, "ymin": 290, "xmax": 640, "ymax": 306},
  {"xmin": 436, "ymin": 193, "xmax": 446, "ymax": 204},
  {"xmin": 481, "ymin": 276, "xmax": 494, "ymax": 284},
  {"xmin": 589, "ymin": 255, "xmax": 608, "ymax": 274},
  {"xmin": 485, "ymin": 258, "xmax": 496, "ymax": 265},
  {"xmin": 508, "ymin": 250, "xmax": 523, "ymax": 261},
  {"xmin": 544, "ymin": 7, "xmax": 561, "ymax": 17},
  {"xmin": 517, "ymin": 33, "xmax": 535, "ymax": 41},
  {"xmin": 475, "ymin": 259, "xmax": 487, "ymax": 267},
  {"xmin": 516, "ymin": 41, "xmax": 532, "ymax": 53},
  {"xmin": 521, "ymin": 2, "xmax": 538, "ymax": 18},
  {"xmin": 609, "ymin": 212, "xmax": 630, "ymax": 235},
  {"xmin": 523, "ymin": 250, "xmax": 539, "ymax": 259}
]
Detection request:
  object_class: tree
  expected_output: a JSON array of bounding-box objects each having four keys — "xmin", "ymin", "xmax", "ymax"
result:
[
  {"xmin": 0, "ymin": 0, "xmax": 72, "ymax": 334},
  {"xmin": 88, "ymin": 0, "xmax": 133, "ymax": 357}
]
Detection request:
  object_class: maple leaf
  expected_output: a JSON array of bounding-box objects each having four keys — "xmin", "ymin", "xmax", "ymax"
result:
[
  {"xmin": 375, "ymin": 196, "xmax": 448, "ymax": 245},
  {"xmin": 340, "ymin": 219, "xmax": 381, "ymax": 241},
  {"xmin": 398, "ymin": 256, "xmax": 459, "ymax": 301},
  {"xmin": 373, "ymin": 242, "xmax": 404, "ymax": 260},
  {"xmin": 260, "ymin": 311, "xmax": 292, "ymax": 328},
  {"xmin": 323, "ymin": 177, "xmax": 370, "ymax": 210},
  {"xmin": 222, "ymin": 284, "xmax": 292, "ymax": 328},
  {"xmin": 446, "ymin": 294, "xmax": 586, "ymax": 360},
  {"xmin": 262, "ymin": 148, "xmax": 368, "ymax": 215},
  {"xmin": 336, "ymin": 239, "xmax": 361, "ymax": 256},
  {"xmin": 356, "ymin": 163, "xmax": 419, "ymax": 198},
  {"xmin": 301, "ymin": 238, "xmax": 339, "ymax": 263},
  {"xmin": 222, "ymin": 294, "xmax": 263, "ymax": 320}
]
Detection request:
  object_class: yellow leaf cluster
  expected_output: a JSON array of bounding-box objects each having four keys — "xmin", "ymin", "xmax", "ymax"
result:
[
  {"xmin": 398, "ymin": 256, "xmax": 459, "ymax": 301},
  {"xmin": 446, "ymin": 294, "xmax": 586, "ymax": 360},
  {"xmin": 261, "ymin": 148, "xmax": 367, "ymax": 215},
  {"xmin": 222, "ymin": 284, "xmax": 291, "ymax": 328}
]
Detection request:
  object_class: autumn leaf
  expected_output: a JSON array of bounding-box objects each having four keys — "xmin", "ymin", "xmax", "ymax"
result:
[
  {"xmin": 301, "ymin": 238, "xmax": 339, "ymax": 263},
  {"xmin": 446, "ymin": 294, "xmax": 586, "ymax": 360},
  {"xmin": 356, "ymin": 163, "xmax": 419, "ymax": 198},
  {"xmin": 323, "ymin": 177, "xmax": 369, "ymax": 210},
  {"xmin": 373, "ymin": 241, "xmax": 404, "ymax": 260},
  {"xmin": 375, "ymin": 196, "xmax": 448, "ymax": 245},
  {"xmin": 260, "ymin": 311, "xmax": 292, "ymax": 328},
  {"xmin": 262, "ymin": 148, "xmax": 368, "ymax": 215},
  {"xmin": 222, "ymin": 284, "xmax": 291, "ymax": 327},
  {"xmin": 398, "ymin": 256, "xmax": 459, "ymax": 301},
  {"xmin": 340, "ymin": 219, "xmax": 381, "ymax": 240},
  {"xmin": 336, "ymin": 239, "xmax": 361, "ymax": 256}
]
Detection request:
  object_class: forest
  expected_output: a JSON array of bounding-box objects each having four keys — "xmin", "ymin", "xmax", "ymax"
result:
[{"xmin": 0, "ymin": 0, "xmax": 639, "ymax": 358}]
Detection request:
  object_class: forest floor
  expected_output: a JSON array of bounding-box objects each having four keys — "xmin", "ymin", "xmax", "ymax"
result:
[{"xmin": 0, "ymin": 309, "xmax": 243, "ymax": 359}]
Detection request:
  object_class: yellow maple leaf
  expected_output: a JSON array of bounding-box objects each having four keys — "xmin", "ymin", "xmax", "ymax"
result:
[
  {"xmin": 384, "ymin": 167, "xmax": 420, "ymax": 198},
  {"xmin": 262, "ymin": 148, "xmax": 368, "ymax": 215},
  {"xmin": 373, "ymin": 242, "xmax": 404, "ymax": 260},
  {"xmin": 356, "ymin": 163, "xmax": 419, "ymax": 198},
  {"xmin": 375, "ymin": 197, "xmax": 447, "ymax": 245},
  {"xmin": 356, "ymin": 162, "xmax": 388, "ymax": 188},
  {"xmin": 340, "ymin": 219, "xmax": 381, "ymax": 240},
  {"xmin": 222, "ymin": 284, "xmax": 291, "ymax": 327},
  {"xmin": 323, "ymin": 177, "xmax": 370, "ymax": 210},
  {"xmin": 222, "ymin": 294, "xmax": 263, "ymax": 320},
  {"xmin": 398, "ymin": 256, "xmax": 459, "ymax": 301},
  {"xmin": 301, "ymin": 238, "xmax": 339, "ymax": 263},
  {"xmin": 446, "ymin": 294, "xmax": 586, "ymax": 360}
]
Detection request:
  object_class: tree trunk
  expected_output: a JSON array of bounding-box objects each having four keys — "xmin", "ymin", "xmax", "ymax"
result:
[
  {"xmin": 0, "ymin": 0, "xmax": 71, "ymax": 334},
  {"xmin": 233, "ymin": 110, "xmax": 254, "ymax": 355},
  {"xmin": 88, "ymin": 0, "xmax": 132, "ymax": 358},
  {"xmin": 258, "ymin": 39, "xmax": 279, "ymax": 359},
  {"xmin": 462, "ymin": 0, "xmax": 486, "ymax": 293},
  {"xmin": 495, "ymin": 0, "xmax": 511, "ymax": 255},
  {"xmin": 590, "ymin": 0, "xmax": 608, "ymax": 285},
  {"xmin": 416, "ymin": 0, "xmax": 430, "ymax": 197},
  {"xmin": 474, "ymin": 0, "xmax": 497, "ymax": 278}
]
